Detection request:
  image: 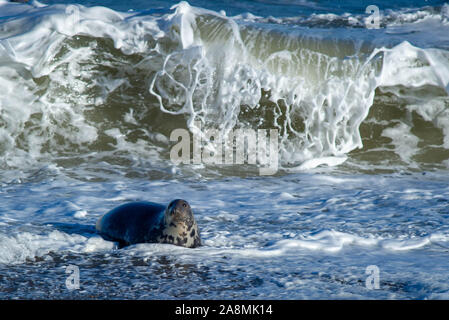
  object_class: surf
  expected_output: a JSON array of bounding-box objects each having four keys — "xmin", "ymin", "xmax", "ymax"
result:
[{"xmin": 0, "ymin": 1, "xmax": 447, "ymax": 176}]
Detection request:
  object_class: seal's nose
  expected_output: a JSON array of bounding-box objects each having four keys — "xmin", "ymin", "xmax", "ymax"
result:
[{"xmin": 168, "ymin": 199, "xmax": 190, "ymax": 215}]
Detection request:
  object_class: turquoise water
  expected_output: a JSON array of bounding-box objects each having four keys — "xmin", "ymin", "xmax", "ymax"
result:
[{"xmin": 0, "ymin": 0, "xmax": 449, "ymax": 299}]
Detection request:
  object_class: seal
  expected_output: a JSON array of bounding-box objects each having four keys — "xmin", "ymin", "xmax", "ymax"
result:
[{"xmin": 96, "ymin": 199, "xmax": 201, "ymax": 248}]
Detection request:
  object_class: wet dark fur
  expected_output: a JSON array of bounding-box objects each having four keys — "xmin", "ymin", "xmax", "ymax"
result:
[{"xmin": 96, "ymin": 199, "xmax": 201, "ymax": 248}]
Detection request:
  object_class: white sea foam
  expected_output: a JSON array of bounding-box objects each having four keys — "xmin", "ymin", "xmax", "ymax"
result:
[
  {"xmin": 116, "ymin": 228, "xmax": 449, "ymax": 264},
  {"xmin": 382, "ymin": 122, "xmax": 419, "ymax": 164},
  {"xmin": 2, "ymin": 225, "xmax": 443, "ymax": 264},
  {"xmin": 0, "ymin": 230, "xmax": 113, "ymax": 264}
]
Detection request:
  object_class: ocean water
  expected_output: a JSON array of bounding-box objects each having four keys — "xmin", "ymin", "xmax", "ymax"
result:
[{"xmin": 0, "ymin": 0, "xmax": 449, "ymax": 299}]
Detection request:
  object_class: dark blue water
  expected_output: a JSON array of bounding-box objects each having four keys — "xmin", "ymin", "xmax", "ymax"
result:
[{"xmin": 38, "ymin": 0, "xmax": 447, "ymax": 16}]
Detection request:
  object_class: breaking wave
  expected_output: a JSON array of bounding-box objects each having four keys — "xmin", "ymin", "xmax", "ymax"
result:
[{"xmin": 0, "ymin": 0, "xmax": 448, "ymax": 176}]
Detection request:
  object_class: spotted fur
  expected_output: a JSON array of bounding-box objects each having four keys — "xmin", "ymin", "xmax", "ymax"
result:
[
  {"xmin": 155, "ymin": 199, "xmax": 201, "ymax": 248},
  {"xmin": 157, "ymin": 218, "xmax": 201, "ymax": 248}
]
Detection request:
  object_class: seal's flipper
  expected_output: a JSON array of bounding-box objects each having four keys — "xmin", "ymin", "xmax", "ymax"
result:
[{"xmin": 116, "ymin": 240, "xmax": 129, "ymax": 249}]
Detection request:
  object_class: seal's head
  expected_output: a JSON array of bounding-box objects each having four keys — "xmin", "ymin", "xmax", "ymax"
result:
[
  {"xmin": 161, "ymin": 199, "xmax": 201, "ymax": 248},
  {"xmin": 166, "ymin": 199, "xmax": 194, "ymax": 226}
]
